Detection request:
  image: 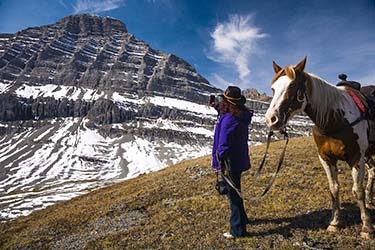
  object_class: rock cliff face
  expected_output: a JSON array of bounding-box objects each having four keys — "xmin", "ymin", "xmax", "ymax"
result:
[{"xmin": 0, "ymin": 93, "xmax": 92, "ymax": 121}]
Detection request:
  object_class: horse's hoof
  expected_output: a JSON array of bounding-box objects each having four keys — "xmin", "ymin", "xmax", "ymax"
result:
[
  {"xmin": 327, "ymin": 225, "xmax": 339, "ymax": 233},
  {"xmin": 360, "ymin": 231, "xmax": 374, "ymax": 240}
]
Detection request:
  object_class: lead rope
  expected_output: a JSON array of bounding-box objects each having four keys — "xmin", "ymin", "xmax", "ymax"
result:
[
  {"xmin": 222, "ymin": 161, "xmax": 244, "ymax": 200},
  {"xmin": 259, "ymin": 129, "xmax": 289, "ymax": 196},
  {"xmin": 254, "ymin": 130, "xmax": 274, "ymax": 178},
  {"xmin": 215, "ymin": 151, "xmax": 247, "ymax": 201},
  {"xmin": 215, "ymin": 129, "xmax": 290, "ymax": 201}
]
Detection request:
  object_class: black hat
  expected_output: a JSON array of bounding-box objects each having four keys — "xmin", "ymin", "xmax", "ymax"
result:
[{"xmin": 223, "ymin": 86, "xmax": 246, "ymax": 106}]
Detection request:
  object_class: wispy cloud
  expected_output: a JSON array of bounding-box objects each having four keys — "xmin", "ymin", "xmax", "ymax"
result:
[
  {"xmin": 58, "ymin": 0, "xmax": 68, "ymax": 9},
  {"xmin": 73, "ymin": 0, "xmax": 125, "ymax": 14},
  {"xmin": 208, "ymin": 14, "xmax": 268, "ymax": 84}
]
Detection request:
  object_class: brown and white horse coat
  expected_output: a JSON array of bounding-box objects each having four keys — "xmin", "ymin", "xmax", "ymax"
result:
[{"xmin": 265, "ymin": 57, "xmax": 375, "ymax": 239}]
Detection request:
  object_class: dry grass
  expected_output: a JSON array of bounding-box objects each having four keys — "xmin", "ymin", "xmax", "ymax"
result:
[{"xmin": 1, "ymin": 136, "xmax": 375, "ymax": 249}]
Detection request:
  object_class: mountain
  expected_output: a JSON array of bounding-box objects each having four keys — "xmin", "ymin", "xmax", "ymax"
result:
[
  {"xmin": 243, "ymin": 88, "xmax": 272, "ymax": 102},
  {"xmin": 0, "ymin": 137, "xmax": 365, "ymax": 249},
  {"xmin": 0, "ymin": 14, "xmax": 217, "ymax": 102},
  {"xmin": 0, "ymin": 14, "xmax": 313, "ymax": 221}
]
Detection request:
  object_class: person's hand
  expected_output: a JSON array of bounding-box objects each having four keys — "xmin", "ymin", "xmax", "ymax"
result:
[
  {"xmin": 219, "ymin": 159, "xmax": 225, "ymax": 169},
  {"xmin": 208, "ymin": 95, "xmax": 216, "ymax": 107}
]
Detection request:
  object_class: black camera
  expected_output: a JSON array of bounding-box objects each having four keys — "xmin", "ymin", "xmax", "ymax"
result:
[
  {"xmin": 215, "ymin": 180, "xmax": 229, "ymax": 195},
  {"xmin": 209, "ymin": 94, "xmax": 224, "ymax": 107}
]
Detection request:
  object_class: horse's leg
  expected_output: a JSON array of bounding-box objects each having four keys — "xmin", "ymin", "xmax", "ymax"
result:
[
  {"xmin": 352, "ymin": 158, "xmax": 375, "ymax": 239},
  {"xmin": 319, "ymin": 156, "xmax": 340, "ymax": 232},
  {"xmin": 365, "ymin": 157, "xmax": 375, "ymax": 208}
]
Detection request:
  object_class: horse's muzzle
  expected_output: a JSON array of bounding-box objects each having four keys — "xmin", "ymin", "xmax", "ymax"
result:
[{"xmin": 265, "ymin": 112, "xmax": 285, "ymax": 130}]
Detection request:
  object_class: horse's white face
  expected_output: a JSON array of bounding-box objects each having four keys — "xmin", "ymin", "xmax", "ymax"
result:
[
  {"xmin": 265, "ymin": 58, "xmax": 308, "ymax": 130},
  {"xmin": 266, "ymin": 75, "xmax": 294, "ymax": 129}
]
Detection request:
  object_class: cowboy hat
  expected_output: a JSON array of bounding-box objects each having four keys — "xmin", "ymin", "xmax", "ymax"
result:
[{"xmin": 223, "ymin": 86, "xmax": 246, "ymax": 106}]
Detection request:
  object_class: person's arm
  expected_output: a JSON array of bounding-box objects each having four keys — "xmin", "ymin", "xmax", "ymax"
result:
[{"xmin": 216, "ymin": 115, "xmax": 238, "ymax": 161}]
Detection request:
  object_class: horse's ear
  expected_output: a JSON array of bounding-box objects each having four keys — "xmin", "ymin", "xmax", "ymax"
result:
[
  {"xmin": 272, "ymin": 61, "xmax": 282, "ymax": 73},
  {"xmin": 294, "ymin": 56, "xmax": 307, "ymax": 72}
]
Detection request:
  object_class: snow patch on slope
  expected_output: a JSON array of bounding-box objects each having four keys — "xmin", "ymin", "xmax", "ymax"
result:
[
  {"xmin": 0, "ymin": 118, "xmax": 212, "ymax": 220},
  {"xmin": 0, "ymin": 83, "xmax": 11, "ymax": 93}
]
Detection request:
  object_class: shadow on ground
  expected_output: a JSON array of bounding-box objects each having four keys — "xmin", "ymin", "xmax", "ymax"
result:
[{"xmin": 247, "ymin": 202, "xmax": 375, "ymax": 238}]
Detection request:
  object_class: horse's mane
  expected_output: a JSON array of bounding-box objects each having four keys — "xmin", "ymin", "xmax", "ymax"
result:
[{"xmin": 306, "ymin": 72, "xmax": 348, "ymax": 128}]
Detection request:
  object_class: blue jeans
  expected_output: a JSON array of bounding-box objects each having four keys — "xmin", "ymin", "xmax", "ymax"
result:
[{"xmin": 222, "ymin": 171, "xmax": 248, "ymax": 237}]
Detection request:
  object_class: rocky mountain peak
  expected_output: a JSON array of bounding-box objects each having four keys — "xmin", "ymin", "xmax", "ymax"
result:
[
  {"xmin": 56, "ymin": 14, "xmax": 127, "ymax": 35},
  {"xmin": 0, "ymin": 14, "xmax": 220, "ymax": 105}
]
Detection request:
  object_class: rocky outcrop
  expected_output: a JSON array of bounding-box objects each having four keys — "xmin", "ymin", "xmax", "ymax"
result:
[
  {"xmin": 0, "ymin": 93, "xmax": 215, "ymax": 128},
  {"xmin": 243, "ymin": 88, "xmax": 272, "ymax": 102},
  {"xmin": 0, "ymin": 94, "xmax": 92, "ymax": 121},
  {"xmin": 86, "ymin": 99, "xmax": 135, "ymax": 124}
]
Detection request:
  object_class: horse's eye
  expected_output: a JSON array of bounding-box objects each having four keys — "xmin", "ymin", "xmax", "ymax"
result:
[{"xmin": 271, "ymin": 88, "xmax": 275, "ymax": 95}]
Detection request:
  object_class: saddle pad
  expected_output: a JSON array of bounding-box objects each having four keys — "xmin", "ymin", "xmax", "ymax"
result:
[{"xmin": 346, "ymin": 88, "xmax": 367, "ymax": 114}]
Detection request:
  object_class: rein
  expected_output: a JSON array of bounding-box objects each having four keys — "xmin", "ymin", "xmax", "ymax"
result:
[{"xmin": 255, "ymin": 129, "xmax": 289, "ymax": 196}]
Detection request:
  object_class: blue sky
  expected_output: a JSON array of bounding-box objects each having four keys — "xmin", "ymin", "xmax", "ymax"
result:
[{"xmin": 0, "ymin": 0, "xmax": 374, "ymax": 94}]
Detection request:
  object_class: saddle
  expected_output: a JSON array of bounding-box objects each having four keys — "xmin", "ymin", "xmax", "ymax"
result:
[
  {"xmin": 360, "ymin": 86, "xmax": 375, "ymax": 143},
  {"xmin": 359, "ymin": 85, "xmax": 375, "ymax": 123},
  {"xmin": 337, "ymin": 74, "xmax": 375, "ymax": 142},
  {"xmin": 360, "ymin": 85, "xmax": 375, "ymax": 113},
  {"xmin": 336, "ymin": 74, "xmax": 375, "ymax": 118},
  {"xmin": 336, "ymin": 73, "xmax": 362, "ymax": 90}
]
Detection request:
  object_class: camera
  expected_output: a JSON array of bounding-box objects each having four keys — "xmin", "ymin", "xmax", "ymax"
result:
[
  {"xmin": 208, "ymin": 94, "xmax": 224, "ymax": 107},
  {"xmin": 215, "ymin": 180, "xmax": 229, "ymax": 195}
]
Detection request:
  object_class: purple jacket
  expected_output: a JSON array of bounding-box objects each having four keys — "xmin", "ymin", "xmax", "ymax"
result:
[{"xmin": 212, "ymin": 110, "xmax": 253, "ymax": 172}]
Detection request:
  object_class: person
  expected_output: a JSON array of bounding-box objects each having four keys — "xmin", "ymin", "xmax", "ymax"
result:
[{"xmin": 210, "ymin": 86, "xmax": 253, "ymax": 239}]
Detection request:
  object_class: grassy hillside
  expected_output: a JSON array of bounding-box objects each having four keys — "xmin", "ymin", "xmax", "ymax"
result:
[{"xmin": 1, "ymin": 136, "xmax": 375, "ymax": 249}]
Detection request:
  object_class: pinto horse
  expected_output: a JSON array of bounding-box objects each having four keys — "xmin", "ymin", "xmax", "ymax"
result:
[{"xmin": 265, "ymin": 57, "xmax": 375, "ymax": 239}]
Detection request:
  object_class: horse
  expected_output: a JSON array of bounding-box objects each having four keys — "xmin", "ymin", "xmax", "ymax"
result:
[{"xmin": 265, "ymin": 57, "xmax": 375, "ymax": 239}]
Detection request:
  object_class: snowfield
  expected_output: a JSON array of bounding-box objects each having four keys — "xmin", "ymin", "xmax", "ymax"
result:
[{"xmin": 0, "ymin": 116, "xmax": 215, "ymax": 220}]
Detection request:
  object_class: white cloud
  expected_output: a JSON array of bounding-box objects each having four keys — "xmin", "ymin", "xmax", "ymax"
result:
[
  {"xmin": 73, "ymin": 0, "xmax": 125, "ymax": 14},
  {"xmin": 208, "ymin": 14, "xmax": 268, "ymax": 84}
]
